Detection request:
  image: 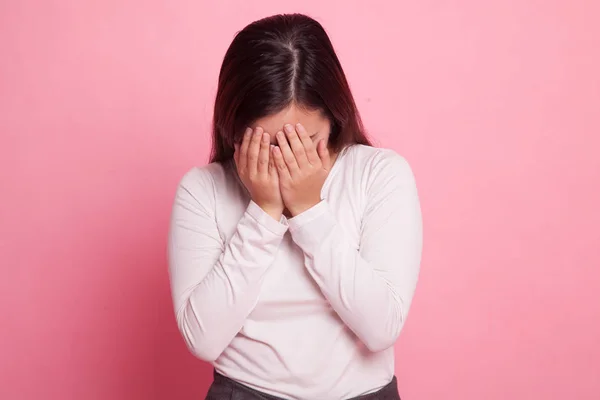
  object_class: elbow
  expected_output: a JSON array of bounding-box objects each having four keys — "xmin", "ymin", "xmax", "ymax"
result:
[
  {"xmin": 362, "ymin": 331, "xmax": 400, "ymax": 353},
  {"xmin": 176, "ymin": 308, "xmax": 224, "ymax": 363},
  {"xmin": 361, "ymin": 307, "xmax": 405, "ymax": 353},
  {"xmin": 181, "ymin": 332, "xmax": 222, "ymax": 363}
]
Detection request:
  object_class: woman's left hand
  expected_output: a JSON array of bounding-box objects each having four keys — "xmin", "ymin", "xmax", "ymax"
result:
[{"xmin": 272, "ymin": 123, "xmax": 332, "ymax": 216}]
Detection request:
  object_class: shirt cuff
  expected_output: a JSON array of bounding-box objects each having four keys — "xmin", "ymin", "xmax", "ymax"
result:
[
  {"xmin": 245, "ymin": 200, "xmax": 289, "ymax": 236},
  {"xmin": 287, "ymin": 201, "xmax": 337, "ymax": 250}
]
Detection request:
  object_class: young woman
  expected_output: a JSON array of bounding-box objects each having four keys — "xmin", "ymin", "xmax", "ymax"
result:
[{"xmin": 168, "ymin": 13, "xmax": 422, "ymax": 400}]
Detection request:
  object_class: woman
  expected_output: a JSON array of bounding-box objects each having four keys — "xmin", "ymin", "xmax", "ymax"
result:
[{"xmin": 168, "ymin": 13, "xmax": 422, "ymax": 400}]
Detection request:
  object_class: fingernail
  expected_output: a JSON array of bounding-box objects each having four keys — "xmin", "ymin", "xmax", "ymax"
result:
[
  {"xmin": 262, "ymin": 133, "xmax": 269, "ymax": 142},
  {"xmin": 277, "ymin": 131, "xmax": 284, "ymax": 138},
  {"xmin": 296, "ymin": 123, "xmax": 303, "ymax": 129},
  {"xmin": 284, "ymin": 124, "xmax": 293, "ymax": 133},
  {"xmin": 245, "ymin": 128, "xmax": 252, "ymax": 136}
]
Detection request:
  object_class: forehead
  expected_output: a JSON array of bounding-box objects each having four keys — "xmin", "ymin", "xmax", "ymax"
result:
[{"xmin": 252, "ymin": 105, "xmax": 329, "ymax": 135}]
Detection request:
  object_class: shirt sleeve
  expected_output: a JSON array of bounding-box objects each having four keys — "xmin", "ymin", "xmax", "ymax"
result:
[
  {"xmin": 168, "ymin": 167, "xmax": 288, "ymax": 362},
  {"xmin": 287, "ymin": 150, "xmax": 423, "ymax": 352}
]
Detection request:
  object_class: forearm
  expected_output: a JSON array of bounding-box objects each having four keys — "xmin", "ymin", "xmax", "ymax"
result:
[
  {"xmin": 288, "ymin": 202, "xmax": 404, "ymax": 351},
  {"xmin": 170, "ymin": 200, "xmax": 287, "ymax": 361},
  {"xmin": 177, "ymin": 240, "xmax": 276, "ymax": 361}
]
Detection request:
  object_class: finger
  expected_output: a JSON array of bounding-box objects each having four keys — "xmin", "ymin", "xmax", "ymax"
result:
[
  {"xmin": 276, "ymin": 130, "xmax": 300, "ymax": 176},
  {"xmin": 268, "ymin": 146, "xmax": 277, "ymax": 178},
  {"xmin": 295, "ymin": 123, "xmax": 320, "ymax": 165},
  {"xmin": 248, "ymin": 127, "xmax": 263, "ymax": 177},
  {"xmin": 238, "ymin": 128, "xmax": 252, "ymax": 171},
  {"xmin": 272, "ymin": 145, "xmax": 292, "ymax": 182},
  {"xmin": 317, "ymin": 140, "xmax": 332, "ymax": 171},
  {"xmin": 284, "ymin": 124, "xmax": 308, "ymax": 168},
  {"xmin": 257, "ymin": 132, "xmax": 270, "ymax": 177},
  {"xmin": 233, "ymin": 142, "xmax": 240, "ymax": 166}
]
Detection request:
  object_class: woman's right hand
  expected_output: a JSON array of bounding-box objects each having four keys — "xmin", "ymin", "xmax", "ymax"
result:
[{"xmin": 234, "ymin": 127, "xmax": 284, "ymax": 220}]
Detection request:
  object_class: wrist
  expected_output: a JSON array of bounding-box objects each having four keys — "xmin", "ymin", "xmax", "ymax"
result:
[
  {"xmin": 256, "ymin": 202, "xmax": 284, "ymax": 220},
  {"xmin": 288, "ymin": 200, "xmax": 321, "ymax": 217}
]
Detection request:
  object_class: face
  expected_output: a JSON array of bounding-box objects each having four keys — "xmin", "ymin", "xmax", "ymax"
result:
[{"xmin": 252, "ymin": 104, "xmax": 332, "ymax": 148}]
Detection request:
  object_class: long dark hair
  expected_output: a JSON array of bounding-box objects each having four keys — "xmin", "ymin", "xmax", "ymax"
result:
[{"xmin": 209, "ymin": 13, "xmax": 372, "ymax": 163}]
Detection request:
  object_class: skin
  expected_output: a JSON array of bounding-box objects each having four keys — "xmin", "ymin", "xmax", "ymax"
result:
[{"xmin": 233, "ymin": 104, "xmax": 337, "ymax": 220}]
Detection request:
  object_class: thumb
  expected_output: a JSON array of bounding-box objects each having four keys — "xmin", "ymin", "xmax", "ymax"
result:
[
  {"xmin": 317, "ymin": 140, "xmax": 331, "ymax": 171},
  {"xmin": 233, "ymin": 143, "xmax": 240, "ymax": 166}
]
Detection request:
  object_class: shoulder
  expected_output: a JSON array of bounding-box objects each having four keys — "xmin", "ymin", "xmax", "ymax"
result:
[
  {"xmin": 174, "ymin": 162, "xmax": 230, "ymax": 206},
  {"xmin": 344, "ymin": 144, "xmax": 416, "ymax": 189},
  {"xmin": 343, "ymin": 146, "xmax": 420, "ymax": 218}
]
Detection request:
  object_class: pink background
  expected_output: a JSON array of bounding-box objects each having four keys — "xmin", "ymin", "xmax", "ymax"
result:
[{"xmin": 1, "ymin": 1, "xmax": 599, "ymax": 399}]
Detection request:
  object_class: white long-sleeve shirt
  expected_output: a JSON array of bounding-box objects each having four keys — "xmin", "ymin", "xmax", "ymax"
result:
[{"xmin": 168, "ymin": 144, "xmax": 422, "ymax": 400}]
